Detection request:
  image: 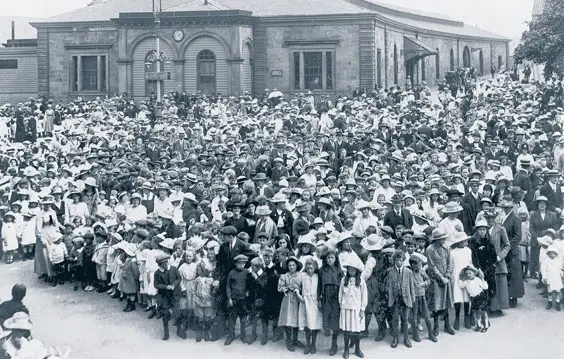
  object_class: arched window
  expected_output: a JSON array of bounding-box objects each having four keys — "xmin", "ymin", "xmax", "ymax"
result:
[
  {"xmin": 435, "ymin": 49, "xmax": 440, "ymax": 79},
  {"xmin": 145, "ymin": 50, "xmax": 167, "ymax": 97},
  {"xmin": 449, "ymin": 49, "xmax": 455, "ymax": 71},
  {"xmin": 479, "ymin": 50, "xmax": 484, "ymax": 75},
  {"xmin": 462, "ymin": 46, "xmax": 471, "ymax": 68},
  {"xmin": 197, "ymin": 50, "xmax": 216, "ymax": 95},
  {"xmin": 393, "ymin": 44, "xmax": 398, "ymax": 85}
]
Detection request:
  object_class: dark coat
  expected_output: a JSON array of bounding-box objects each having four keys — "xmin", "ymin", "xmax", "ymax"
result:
[
  {"xmin": 462, "ymin": 192, "xmax": 482, "ymax": 222},
  {"xmin": 270, "ymin": 208, "xmax": 294, "ymax": 237},
  {"xmin": 120, "ymin": 257, "xmax": 140, "ymax": 295},
  {"xmin": 502, "ymin": 211, "xmax": 525, "ymax": 299},
  {"xmin": 469, "ymin": 233, "xmax": 498, "ymax": 298},
  {"xmin": 154, "ymin": 266, "xmax": 182, "ymax": 309},
  {"xmin": 529, "ymin": 210, "xmax": 560, "ymax": 247},
  {"xmin": 383, "ymin": 209, "xmax": 413, "ymax": 236}
]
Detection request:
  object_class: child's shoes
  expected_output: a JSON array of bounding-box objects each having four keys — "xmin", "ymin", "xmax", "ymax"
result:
[
  {"xmin": 556, "ymin": 302, "xmax": 561, "ymax": 311},
  {"xmin": 546, "ymin": 302, "xmax": 553, "ymax": 310}
]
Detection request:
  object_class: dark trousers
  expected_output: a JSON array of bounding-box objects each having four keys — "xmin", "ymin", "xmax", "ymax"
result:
[
  {"xmin": 389, "ymin": 297, "xmax": 410, "ymax": 338},
  {"xmin": 530, "ymin": 245, "xmax": 540, "ymax": 275},
  {"xmin": 412, "ymin": 296, "xmax": 432, "ymax": 333},
  {"xmin": 228, "ymin": 299, "xmax": 248, "ymax": 337}
]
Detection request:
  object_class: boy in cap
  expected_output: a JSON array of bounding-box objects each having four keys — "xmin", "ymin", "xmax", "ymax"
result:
[
  {"xmin": 225, "ymin": 254, "xmax": 251, "ymax": 345},
  {"xmin": 154, "ymin": 253, "xmax": 182, "ymax": 341}
]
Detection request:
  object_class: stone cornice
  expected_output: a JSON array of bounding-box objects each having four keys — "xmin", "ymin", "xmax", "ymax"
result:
[
  {"xmin": 112, "ymin": 10, "xmax": 255, "ymax": 28},
  {"xmin": 64, "ymin": 44, "xmax": 113, "ymax": 50}
]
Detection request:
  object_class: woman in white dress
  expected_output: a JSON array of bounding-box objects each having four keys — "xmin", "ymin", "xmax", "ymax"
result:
[
  {"xmin": 126, "ymin": 193, "xmax": 147, "ymax": 223},
  {"xmin": 34, "ymin": 196, "xmax": 62, "ymax": 279},
  {"xmin": 438, "ymin": 202, "xmax": 465, "ymax": 247},
  {"xmin": 449, "ymin": 232, "xmax": 473, "ymax": 330}
]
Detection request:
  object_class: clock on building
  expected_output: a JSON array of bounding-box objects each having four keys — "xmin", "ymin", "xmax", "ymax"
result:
[{"xmin": 173, "ymin": 29, "xmax": 184, "ymax": 42}]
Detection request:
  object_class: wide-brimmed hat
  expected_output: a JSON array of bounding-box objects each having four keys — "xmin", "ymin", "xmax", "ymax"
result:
[
  {"xmin": 535, "ymin": 196, "xmax": 549, "ymax": 203},
  {"xmin": 253, "ymin": 173, "xmax": 268, "ymax": 181},
  {"xmin": 159, "ymin": 237, "xmax": 175, "ymax": 250},
  {"xmin": 3, "ymin": 311, "xmax": 32, "ymax": 330},
  {"xmin": 297, "ymin": 232, "xmax": 316, "ymax": 246},
  {"xmin": 270, "ymin": 193, "xmax": 287, "ymax": 204},
  {"xmin": 360, "ymin": 234, "xmax": 385, "ymax": 251},
  {"xmin": 317, "ymin": 197, "xmax": 333, "ymax": 207},
  {"xmin": 356, "ymin": 200, "xmax": 371, "ymax": 210},
  {"xmin": 295, "ymin": 200, "xmax": 309, "ymax": 212},
  {"xmin": 443, "ymin": 201, "xmax": 463, "ymax": 214},
  {"xmin": 412, "ymin": 210, "xmax": 429, "ymax": 222},
  {"xmin": 474, "ymin": 219, "xmax": 490, "ymax": 228},
  {"xmin": 336, "ymin": 231, "xmax": 354, "ymax": 245},
  {"xmin": 83, "ymin": 177, "xmax": 97, "ymax": 187},
  {"xmin": 500, "ymin": 200, "xmax": 515, "ymax": 208},
  {"xmin": 256, "ymin": 205, "xmax": 272, "ymax": 216},
  {"xmin": 445, "ymin": 188, "xmax": 464, "ymax": 197},
  {"xmin": 430, "ymin": 228, "xmax": 447, "ymax": 242},
  {"xmin": 341, "ymin": 254, "xmax": 365, "ymax": 272},
  {"xmin": 462, "ymin": 264, "xmax": 479, "ymax": 275},
  {"xmin": 450, "ymin": 232, "xmax": 470, "ymax": 246},
  {"xmin": 285, "ymin": 256, "xmax": 303, "ymax": 271}
]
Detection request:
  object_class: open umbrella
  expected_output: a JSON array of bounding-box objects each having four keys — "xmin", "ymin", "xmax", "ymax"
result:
[{"xmin": 268, "ymin": 90, "xmax": 284, "ymax": 99}]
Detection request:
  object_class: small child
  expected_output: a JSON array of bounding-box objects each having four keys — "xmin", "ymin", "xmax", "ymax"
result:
[
  {"xmin": 92, "ymin": 233, "xmax": 109, "ymax": 292},
  {"xmin": 278, "ymin": 256, "xmax": 304, "ymax": 352},
  {"xmin": 2, "ymin": 212, "xmax": 18, "ymax": 264},
  {"xmin": 298, "ymin": 258, "xmax": 323, "ymax": 354},
  {"xmin": 541, "ymin": 246, "xmax": 564, "ymax": 311},
  {"xmin": 225, "ymin": 254, "xmax": 250, "ymax": 345},
  {"xmin": 339, "ymin": 255, "xmax": 367, "ymax": 359},
  {"xmin": 178, "ymin": 249, "xmax": 199, "ymax": 338},
  {"xmin": 68, "ymin": 237, "xmax": 85, "ymax": 291},
  {"xmin": 247, "ymin": 256, "xmax": 268, "ymax": 345},
  {"xmin": 409, "ymin": 253, "xmax": 437, "ymax": 343},
  {"xmin": 119, "ymin": 243, "xmax": 140, "ymax": 313},
  {"xmin": 518, "ymin": 208, "xmax": 530, "ymax": 280},
  {"xmin": 19, "ymin": 212, "xmax": 36, "ymax": 260},
  {"xmin": 194, "ymin": 254, "xmax": 217, "ymax": 342},
  {"xmin": 319, "ymin": 249, "xmax": 342, "ymax": 355},
  {"xmin": 48, "ymin": 236, "xmax": 69, "ymax": 286},
  {"xmin": 459, "ymin": 265, "xmax": 489, "ymax": 332},
  {"xmin": 262, "ymin": 248, "xmax": 283, "ymax": 344}
]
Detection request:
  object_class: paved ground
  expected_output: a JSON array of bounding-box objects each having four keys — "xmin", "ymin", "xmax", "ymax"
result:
[{"xmin": 1, "ymin": 260, "xmax": 563, "ymax": 359}]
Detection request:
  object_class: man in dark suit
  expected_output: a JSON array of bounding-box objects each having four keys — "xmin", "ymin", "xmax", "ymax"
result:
[
  {"xmin": 383, "ymin": 195, "xmax": 414, "ymax": 238},
  {"xmin": 539, "ymin": 170, "xmax": 563, "ymax": 213},
  {"xmin": 215, "ymin": 226, "xmax": 256, "ymax": 339},
  {"xmin": 500, "ymin": 200, "xmax": 525, "ymax": 308},
  {"xmin": 269, "ymin": 194, "xmax": 294, "ymax": 237},
  {"xmin": 462, "ymin": 179, "xmax": 482, "ymax": 221},
  {"xmin": 513, "ymin": 159, "xmax": 533, "ymax": 209}
]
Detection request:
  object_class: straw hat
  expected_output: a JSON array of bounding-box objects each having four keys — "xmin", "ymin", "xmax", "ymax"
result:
[
  {"xmin": 270, "ymin": 193, "xmax": 287, "ymax": 204},
  {"xmin": 474, "ymin": 219, "xmax": 490, "ymax": 228},
  {"xmin": 450, "ymin": 232, "xmax": 470, "ymax": 246},
  {"xmin": 255, "ymin": 205, "xmax": 272, "ymax": 216},
  {"xmin": 429, "ymin": 228, "xmax": 447, "ymax": 242},
  {"xmin": 443, "ymin": 201, "xmax": 463, "ymax": 214},
  {"xmin": 3, "ymin": 311, "xmax": 33, "ymax": 330},
  {"xmin": 360, "ymin": 234, "xmax": 385, "ymax": 251},
  {"xmin": 341, "ymin": 254, "xmax": 365, "ymax": 272},
  {"xmin": 297, "ymin": 232, "xmax": 316, "ymax": 246},
  {"xmin": 159, "ymin": 237, "xmax": 175, "ymax": 250}
]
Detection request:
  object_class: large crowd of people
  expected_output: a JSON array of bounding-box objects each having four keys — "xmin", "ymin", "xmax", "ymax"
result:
[{"xmin": 1, "ymin": 69, "xmax": 564, "ymax": 358}]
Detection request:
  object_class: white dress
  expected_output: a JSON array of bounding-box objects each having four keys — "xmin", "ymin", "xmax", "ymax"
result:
[
  {"xmin": 298, "ymin": 272, "xmax": 323, "ymax": 330},
  {"xmin": 541, "ymin": 256, "xmax": 564, "ymax": 292},
  {"xmin": 438, "ymin": 217, "xmax": 464, "ymax": 247},
  {"xmin": 450, "ymin": 247, "xmax": 473, "ymax": 303},
  {"xmin": 2, "ymin": 222, "xmax": 18, "ymax": 251}
]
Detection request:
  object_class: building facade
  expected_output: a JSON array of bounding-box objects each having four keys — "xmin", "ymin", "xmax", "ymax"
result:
[{"xmin": 30, "ymin": 0, "xmax": 510, "ymax": 100}]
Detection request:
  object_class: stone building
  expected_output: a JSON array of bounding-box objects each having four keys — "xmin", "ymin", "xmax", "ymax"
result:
[{"xmin": 30, "ymin": 0, "xmax": 510, "ymax": 100}]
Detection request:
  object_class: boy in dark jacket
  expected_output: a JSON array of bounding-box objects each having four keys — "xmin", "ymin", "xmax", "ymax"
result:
[
  {"xmin": 225, "ymin": 254, "xmax": 251, "ymax": 345},
  {"xmin": 68, "ymin": 237, "xmax": 85, "ymax": 291}
]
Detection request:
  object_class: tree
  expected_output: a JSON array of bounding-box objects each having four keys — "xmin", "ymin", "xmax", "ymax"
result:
[{"xmin": 514, "ymin": 0, "xmax": 564, "ymax": 77}]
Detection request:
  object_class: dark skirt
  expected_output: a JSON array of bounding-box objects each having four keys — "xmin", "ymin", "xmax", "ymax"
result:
[
  {"xmin": 365, "ymin": 276, "xmax": 381, "ymax": 315},
  {"xmin": 470, "ymin": 291, "xmax": 489, "ymax": 311},
  {"xmin": 322, "ymin": 284, "xmax": 340, "ymax": 331}
]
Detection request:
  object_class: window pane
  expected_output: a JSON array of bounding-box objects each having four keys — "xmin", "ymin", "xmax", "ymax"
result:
[
  {"xmin": 326, "ymin": 52, "xmax": 333, "ymax": 90},
  {"xmin": 304, "ymin": 52, "xmax": 322, "ymax": 90},
  {"xmin": 293, "ymin": 52, "xmax": 300, "ymax": 90},
  {"xmin": 100, "ymin": 55, "xmax": 106, "ymax": 91},
  {"xmin": 81, "ymin": 56, "xmax": 98, "ymax": 91},
  {"xmin": 0, "ymin": 60, "xmax": 17, "ymax": 69},
  {"xmin": 71, "ymin": 56, "xmax": 78, "ymax": 92}
]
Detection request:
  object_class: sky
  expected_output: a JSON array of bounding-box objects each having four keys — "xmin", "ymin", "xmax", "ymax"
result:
[{"xmin": 1, "ymin": 0, "xmax": 535, "ymax": 38}]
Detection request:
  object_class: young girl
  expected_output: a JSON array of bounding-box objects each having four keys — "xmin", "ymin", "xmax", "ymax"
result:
[
  {"xmin": 337, "ymin": 232, "xmax": 362, "ymax": 272},
  {"xmin": 2, "ymin": 212, "xmax": 18, "ymax": 264},
  {"xmin": 339, "ymin": 256, "xmax": 367, "ymax": 359},
  {"xmin": 119, "ymin": 243, "xmax": 140, "ymax": 313},
  {"xmin": 278, "ymin": 256, "xmax": 304, "ymax": 352},
  {"xmin": 459, "ymin": 265, "xmax": 489, "ymax": 332},
  {"xmin": 263, "ymin": 248, "xmax": 284, "ymax": 344},
  {"xmin": 178, "ymin": 249, "xmax": 199, "ymax": 338},
  {"xmin": 319, "ymin": 249, "xmax": 343, "ymax": 355},
  {"xmin": 541, "ymin": 246, "xmax": 563, "ymax": 311},
  {"xmin": 519, "ymin": 208, "xmax": 531, "ymax": 280},
  {"xmin": 298, "ymin": 258, "xmax": 323, "ymax": 354},
  {"xmin": 194, "ymin": 250, "xmax": 217, "ymax": 342},
  {"xmin": 449, "ymin": 232, "xmax": 473, "ymax": 330},
  {"xmin": 19, "ymin": 212, "xmax": 36, "ymax": 260},
  {"xmin": 296, "ymin": 233, "xmax": 321, "ymax": 270},
  {"xmin": 49, "ymin": 236, "xmax": 68, "ymax": 286}
]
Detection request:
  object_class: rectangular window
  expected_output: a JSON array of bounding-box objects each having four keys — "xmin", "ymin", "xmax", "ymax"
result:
[
  {"xmin": 69, "ymin": 54, "xmax": 108, "ymax": 93},
  {"xmin": 325, "ymin": 52, "xmax": 333, "ymax": 90},
  {"xmin": 0, "ymin": 59, "xmax": 17, "ymax": 69},
  {"xmin": 292, "ymin": 50, "xmax": 335, "ymax": 91},
  {"xmin": 293, "ymin": 52, "xmax": 300, "ymax": 90}
]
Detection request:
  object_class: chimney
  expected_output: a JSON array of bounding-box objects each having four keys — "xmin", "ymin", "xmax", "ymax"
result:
[{"xmin": 11, "ymin": 21, "xmax": 15, "ymax": 40}]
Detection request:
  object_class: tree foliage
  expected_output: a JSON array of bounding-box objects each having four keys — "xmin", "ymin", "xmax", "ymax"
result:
[{"xmin": 514, "ymin": 0, "xmax": 564, "ymax": 75}]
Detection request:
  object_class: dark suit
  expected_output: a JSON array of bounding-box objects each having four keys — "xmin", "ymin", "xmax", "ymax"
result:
[
  {"xmin": 502, "ymin": 211, "xmax": 524, "ymax": 299},
  {"xmin": 529, "ymin": 210, "xmax": 560, "ymax": 275},
  {"xmin": 386, "ymin": 266, "xmax": 416, "ymax": 339},
  {"xmin": 270, "ymin": 208, "xmax": 294, "ymax": 237},
  {"xmin": 513, "ymin": 170, "xmax": 533, "ymax": 207},
  {"xmin": 383, "ymin": 209, "xmax": 414, "ymax": 237},
  {"xmin": 539, "ymin": 183, "xmax": 563, "ymax": 212},
  {"xmin": 462, "ymin": 192, "xmax": 481, "ymax": 223}
]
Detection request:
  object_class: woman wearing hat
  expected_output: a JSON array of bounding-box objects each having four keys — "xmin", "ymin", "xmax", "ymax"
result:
[
  {"xmin": 529, "ymin": 196, "xmax": 559, "ymax": 281},
  {"xmin": 65, "ymin": 190, "xmax": 90, "ymax": 225},
  {"xmin": 351, "ymin": 201, "xmax": 379, "ymax": 240},
  {"xmin": 2, "ymin": 312, "xmax": 34, "ymax": 358},
  {"xmin": 437, "ymin": 202, "xmax": 465, "ymax": 247},
  {"xmin": 126, "ymin": 193, "xmax": 148, "ymax": 223},
  {"xmin": 34, "ymin": 196, "xmax": 61, "ymax": 281},
  {"xmin": 449, "ymin": 233, "xmax": 473, "ymax": 330},
  {"xmin": 481, "ymin": 210, "xmax": 511, "ymax": 312}
]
